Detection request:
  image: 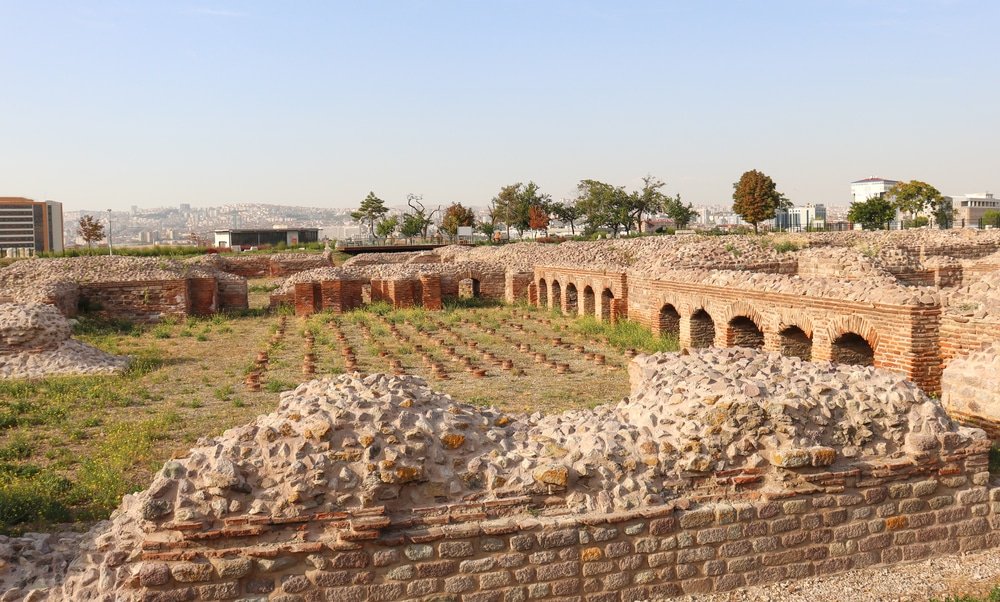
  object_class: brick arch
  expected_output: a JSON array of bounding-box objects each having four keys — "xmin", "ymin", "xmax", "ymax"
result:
[
  {"xmin": 826, "ymin": 315, "xmax": 881, "ymax": 353},
  {"xmin": 718, "ymin": 300, "xmax": 769, "ymax": 334},
  {"xmin": 687, "ymin": 305, "xmax": 717, "ymax": 348},
  {"xmin": 537, "ymin": 278, "xmax": 548, "ymax": 308},
  {"xmin": 582, "ymin": 285, "xmax": 596, "ymax": 317},
  {"xmin": 776, "ymin": 314, "xmax": 814, "ymax": 339}
]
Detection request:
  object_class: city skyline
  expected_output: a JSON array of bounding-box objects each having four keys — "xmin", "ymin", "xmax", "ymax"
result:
[{"xmin": 2, "ymin": 1, "xmax": 998, "ymax": 212}]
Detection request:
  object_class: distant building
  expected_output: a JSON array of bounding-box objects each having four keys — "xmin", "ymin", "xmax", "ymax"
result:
[
  {"xmin": 775, "ymin": 204, "xmax": 827, "ymax": 231},
  {"xmin": 851, "ymin": 177, "xmax": 899, "ymax": 204},
  {"xmin": 0, "ymin": 197, "xmax": 64, "ymax": 256},
  {"xmin": 179, "ymin": 203, "xmax": 191, "ymax": 213},
  {"xmin": 953, "ymin": 193, "xmax": 999, "ymax": 226},
  {"xmin": 213, "ymin": 227, "xmax": 319, "ymax": 249}
]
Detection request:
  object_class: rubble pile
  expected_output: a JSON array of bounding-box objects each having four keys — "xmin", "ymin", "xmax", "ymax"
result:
[
  {"xmin": 941, "ymin": 342, "xmax": 1000, "ymax": 437},
  {"xmin": 0, "ymin": 303, "xmax": 129, "ymax": 379},
  {"xmin": 795, "ymin": 247, "xmax": 898, "ymax": 280},
  {"xmin": 943, "ymin": 271, "xmax": 1000, "ymax": 319},
  {"xmin": 0, "ymin": 531, "xmax": 92, "ymax": 600}
]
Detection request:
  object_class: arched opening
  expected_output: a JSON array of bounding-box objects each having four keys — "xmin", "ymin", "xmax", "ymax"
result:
[
  {"xmin": 728, "ymin": 316, "xmax": 764, "ymax": 349},
  {"xmin": 779, "ymin": 326, "xmax": 812, "ymax": 360},
  {"xmin": 658, "ymin": 304, "xmax": 681, "ymax": 339},
  {"xmin": 600, "ymin": 289, "xmax": 614, "ymax": 322},
  {"xmin": 690, "ymin": 309, "xmax": 716, "ymax": 348},
  {"xmin": 582, "ymin": 286, "xmax": 595, "ymax": 317},
  {"xmin": 832, "ymin": 332, "xmax": 875, "ymax": 366},
  {"xmin": 538, "ymin": 279, "xmax": 548, "ymax": 308},
  {"xmin": 551, "ymin": 281, "xmax": 562, "ymax": 310},
  {"xmin": 565, "ymin": 283, "xmax": 578, "ymax": 315},
  {"xmin": 458, "ymin": 278, "xmax": 481, "ymax": 299}
]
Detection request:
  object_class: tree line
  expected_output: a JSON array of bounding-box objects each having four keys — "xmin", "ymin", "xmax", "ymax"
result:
[{"xmin": 352, "ymin": 175, "xmax": 698, "ymax": 241}]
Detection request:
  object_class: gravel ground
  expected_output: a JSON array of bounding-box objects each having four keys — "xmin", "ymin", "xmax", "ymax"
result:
[{"xmin": 666, "ymin": 549, "xmax": 1000, "ymax": 601}]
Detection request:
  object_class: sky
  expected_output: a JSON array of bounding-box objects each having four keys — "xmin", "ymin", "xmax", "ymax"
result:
[{"xmin": 1, "ymin": 1, "xmax": 998, "ymax": 211}]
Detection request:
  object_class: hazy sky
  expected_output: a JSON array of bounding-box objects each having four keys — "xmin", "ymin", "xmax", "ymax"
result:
[{"xmin": 2, "ymin": 1, "xmax": 998, "ymax": 211}]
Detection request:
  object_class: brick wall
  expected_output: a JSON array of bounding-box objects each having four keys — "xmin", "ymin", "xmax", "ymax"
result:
[
  {"xmin": 533, "ymin": 267, "xmax": 628, "ymax": 323},
  {"xmin": 123, "ymin": 441, "xmax": 997, "ymax": 601},
  {"xmin": 217, "ymin": 280, "xmax": 249, "ymax": 312},
  {"xmin": 627, "ymin": 275, "xmax": 944, "ymax": 393},
  {"xmin": 78, "ymin": 280, "xmax": 191, "ymax": 323}
]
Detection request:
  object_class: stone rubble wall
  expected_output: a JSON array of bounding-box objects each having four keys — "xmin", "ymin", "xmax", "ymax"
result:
[
  {"xmin": 942, "ymin": 343, "xmax": 1000, "ymax": 440},
  {"xmin": 58, "ymin": 444, "xmax": 997, "ymax": 601}
]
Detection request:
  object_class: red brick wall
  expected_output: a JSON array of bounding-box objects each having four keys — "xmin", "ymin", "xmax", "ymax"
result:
[
  {"xmin": 533, "ymin": 267, "xmax": 628, "ymax": 322},
  {"xmin": 78, "ymin": 280, "xmax": 191, "ymax": 323}
]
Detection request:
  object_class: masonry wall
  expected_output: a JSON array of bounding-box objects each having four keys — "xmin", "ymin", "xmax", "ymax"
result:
[
  {"xmin": 534, "ymin": 267, "xmax": 628, "ymax": 323},
  {"xmin": 127, "ymin": 442, "xmax": 996, "ymax": 601},
  {"xmin": 78, "ymin": 280, "xmax": 191, "ymax": 322},
  {"xmin": 627, "ymin": 276, "xmax": 944, "ymax": 393}
]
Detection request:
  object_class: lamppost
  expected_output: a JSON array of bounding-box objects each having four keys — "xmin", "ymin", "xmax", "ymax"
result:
[{"xmin": 107, "ymin": 209, "xmax": 113, "ymax": 256}]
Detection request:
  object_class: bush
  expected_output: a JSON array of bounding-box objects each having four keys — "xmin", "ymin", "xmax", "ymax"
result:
[{"xmin": 39, "ymin": 245, "xmax": 210, "ymax": 258}]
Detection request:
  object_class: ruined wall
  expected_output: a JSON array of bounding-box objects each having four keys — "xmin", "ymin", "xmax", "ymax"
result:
[
  {"xmin": 533, "ymin": 267, "xmax": 628, "ymax": 322},
  {"xmin": 627, "ymin": 276, "xmax": 944, "ymax": 393},
  {"xmin": 78, "ymin": 280, "xmax": 191, "ymax": 322},
  {"xmin": 942, "ymin": 343, "xmax": 1000, "ymax": 440},
  {"xmin": 112, "ymin": 445, "xmax": 997, "ymax": 601}
]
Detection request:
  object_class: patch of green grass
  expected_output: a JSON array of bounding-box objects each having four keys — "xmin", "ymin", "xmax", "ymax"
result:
[
  {"xmin": 265, "ymin": 380, "xmax": 296, "ymax": 393},
  {"xmin": 772, "ymin": 240, "xmax": 800, "ymax": 253},
  {"xmin": 214, "ymin": 385, "xmax": 234, "ymax": 401},
  {"xmin": 570, "ymin": 317, "xmax": 679, "ymax": 354},
  {"xmin": 151, "ymin": 324, "xmax": 172, "ymax": 339}
]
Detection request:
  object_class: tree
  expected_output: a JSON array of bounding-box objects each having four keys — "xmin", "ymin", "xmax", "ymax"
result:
[
  {"xmin": 491, "ymin": 181, "xmax": 551, "ymax": 237},
  {"xmin": 732, "ymin": 170, "xmax": 787, "ymax": 234},
  {"xmin": 982, "ymin": 209, "xmax": 1000, "ymax": 228},
  {"xmin": 401, "ymin": 194, "xmax": 438, "ymax": 239},
  {"xmin": 629, "ymin": 174, "xmax": 668, "ymax": 233},
  {"xmin": 528, "ymin": 205, "xmax": 550, "ymax": 234},
  {"xmin": 848, "ymin": 196, "xmax": 896, "ymax": 231},
  {"xmin": 77, "ymin": 215, "xmax": 105, "ymax": 248},
  {"xmin": 351, "ymin": 192, "xmax": 388, "ymax": 238},
  {"xmin": 576, "ymin": 179, "xmax": 631, "ymax": 237},
  {"xmin": 477, "ymin": 220, "xmax": 496, "ymax": 240},
  {"xmin": 375, "ymin": 215, "xmax": 398, "ymax": 239},
  {"xmin": 399, "ymin": 214, "xmax": 424, "ymax": 238},
  {"xmin": 663, "ymin": 194, "xmax": 697, "ymax": 229},
  {"xmin": 886, "ymin": 180, "xmax": 945, "ymax": 226},
  {"xmin": 440, "ymin": 203, "xmax": 476, "ymax": 239},
  {"xmin": 550, "ymin": 200, "xmax": 582, "ymax": 235}
]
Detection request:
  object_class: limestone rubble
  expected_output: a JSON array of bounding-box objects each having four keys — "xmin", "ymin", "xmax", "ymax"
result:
[{"xmin": 0, "ymin": 303, "xmax": 128, "ymax": 379}]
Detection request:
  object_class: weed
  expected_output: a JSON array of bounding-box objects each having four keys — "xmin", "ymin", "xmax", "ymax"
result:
[{"xmin": 265, "ymin": 380, "xmax": 295, "ymax": 393}]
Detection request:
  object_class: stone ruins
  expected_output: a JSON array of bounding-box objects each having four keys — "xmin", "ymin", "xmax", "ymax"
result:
[
  {"xmin": 1, "ymin": 229, "xmax": 999, "ymax": 601},
  {"xmin": 0, "ymin": 303, "xmax": 128, "ymax": 379},
  {"xmin": 31, "ymin": 349, "xmax": 999, "ymax": 601}
]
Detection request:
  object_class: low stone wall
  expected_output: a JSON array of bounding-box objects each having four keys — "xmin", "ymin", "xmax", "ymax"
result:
[{"xmin": 108, "ymin": 442, "xmax": 997, "ymax": 601}]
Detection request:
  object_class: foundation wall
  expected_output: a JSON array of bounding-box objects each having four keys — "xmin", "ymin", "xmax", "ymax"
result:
[
  {"xmin": 533, "ymin": 267, "xmax": 628, "ymax": 322},
  {"xmin": 129, "ymin": 445, "xmax": 998, "ymax": 601},
  {"xmin": 217, "ymin": 280, "xmax": 249, "ymax": 312}
]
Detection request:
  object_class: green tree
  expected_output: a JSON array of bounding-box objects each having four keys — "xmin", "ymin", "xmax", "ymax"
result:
[
  {"xmin": 351, "ymin": 192, "xmax": 389, "ymax": 238},
  {"xmin": 375, "ymin": 215, "xmax": 398, "ymax": 239},
  {"xmin": 848, "ymin": 196, "xmax": 896, "ymax": 231},
  {"xmin": 663, "ymin": 194, "xmax": 697, "ymax": 229},
  {"xmin": 886, "ymin": 180, "xmax": 945, "ymax": 226},
  {"xmin": 550, "ymin": 200, "xmax": 582, "ymax": 235},
  {"xmin": 440, "ymin": 202, "xmax": 476, "ymax": 239},
  {"xmin": 477, "ymin": 220, "xmax": 496, "ymax": 240},
  {"xmin": 401, "ymin": 194, "xmax": 438, "ymax": 239},
  {"xmin": 77, "ymin": 215, "xmax": 105, "ymax": 248},
  {"xmin": 576, "ymin": 179, "xmax": 631, "ymax": 237},
  {"xmin": 491, "ymin": 181, "xmax": 550, "ymax": 237},
  {"xmin": 630, "ymin": 174, "xmax": 668, "ymax": 233},
  {"xmin": 983, "ymin": 209, "xmax": 1000, "ymax": 228},
  {"xmin": 732, "ymin": 170, "xmax": 787, "ymax": 234}
]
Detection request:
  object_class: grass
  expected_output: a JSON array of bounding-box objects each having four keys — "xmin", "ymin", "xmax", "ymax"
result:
[{"xmin": 570, "ymin": 316, "xmax": 680, "ymax": 354}]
